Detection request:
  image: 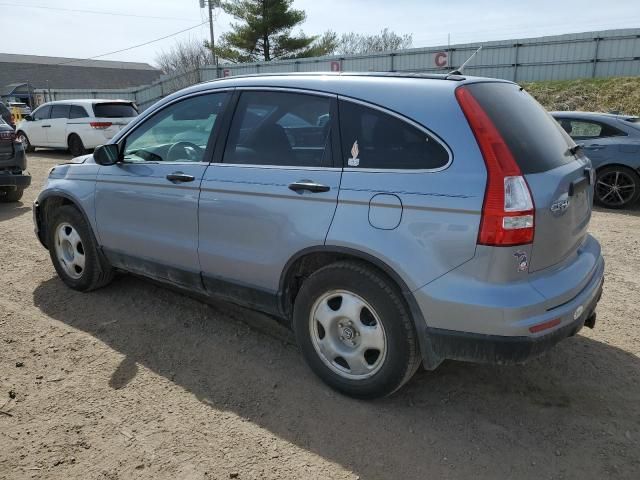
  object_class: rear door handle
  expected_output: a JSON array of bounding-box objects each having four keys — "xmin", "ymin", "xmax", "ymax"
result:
[
  {"xmin": 288, "ymin": 180, "xmax": 330, "ymax": 193},
  {"xmin": 166, "ymin": 172, "xmax": 195, "ymax": 183},
  {"xmin": 41, "ymin": 125, "xmax": 51, "ymax": 128}
]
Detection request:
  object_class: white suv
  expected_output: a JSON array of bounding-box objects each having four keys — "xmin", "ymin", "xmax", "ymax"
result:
[{"xmin": 16, "ymin": 99, "xmax": 138, "ymax": 156}]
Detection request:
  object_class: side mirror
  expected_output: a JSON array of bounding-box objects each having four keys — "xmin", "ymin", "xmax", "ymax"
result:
[
  {"xmin": 94, "ymin": 144, "xmax": 121, "ymax": 165},
  {"xmin": 24, "ymin": 114, "xmax": 33, "ymax": 121}
]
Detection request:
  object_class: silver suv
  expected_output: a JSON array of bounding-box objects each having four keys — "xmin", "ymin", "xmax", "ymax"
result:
[{"xmin": 33, "ymin": 73, "xmax": 605, "ymax": 398}]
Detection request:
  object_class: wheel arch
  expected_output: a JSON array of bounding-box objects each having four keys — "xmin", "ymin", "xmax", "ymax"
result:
[
  {"xmin": 278, "ymin": 245, "xmax": 439, "ymax": 368},
  {"xmin": 35, "ymin": 191, "xmax": 95, "ymax": 249},
  {"xmin": 595, "ymin": 162, "xmax": 640, "ymax": 175}
]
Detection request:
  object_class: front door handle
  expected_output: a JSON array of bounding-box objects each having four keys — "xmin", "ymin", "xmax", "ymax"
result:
[
  {"xmin": 41, "ymin": 125, "xmax": 51, "ymax": 128},
  {"xmin": 288, "ymin": 180, "xmax": 330, "ymax": 193},
  {"xmin": 166, "ymin": 172, "xmax": 195, "ymax": 183}
]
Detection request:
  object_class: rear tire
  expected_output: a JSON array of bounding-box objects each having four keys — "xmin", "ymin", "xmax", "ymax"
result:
[
  {"xmin": 16, "ymin": 131, "xmax": 34, "ymax": 153},
  {"xmin": 0, "ymin": 188, "xmax": 24, "ymax": 202},
  {"xmin": 293, "ymin": 261, "xmax": 421, "ymax": 399},
  {"xmin": 47, "ymin": 205, "xmax": 114, "ymax": 291},
  {"xmin": 68, "ymin": 134, "xmax": 87, "ymax": 157},
  {"xmin": 594, "ymin": 166, "xmax": 640, "ymax": 209}
]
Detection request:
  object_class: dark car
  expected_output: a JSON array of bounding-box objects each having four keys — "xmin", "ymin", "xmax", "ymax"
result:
[
  {"xmin": 0, "ymin": 102, "xmax": 14, "ymax": 128},
  {"xmin": 0, "ymin": 117, "xmax": 30, "ymax": 202},
  {"xmin": 552, "ymin": 111, "xmax": 640, "ymax": 209}
]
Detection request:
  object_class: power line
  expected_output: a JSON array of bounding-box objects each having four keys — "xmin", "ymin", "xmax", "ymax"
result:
[
  {"xmin": 56, "ymin": 21, "xmax": 209, "ymax": 66},
  {"xmin": 0, "ymin": 2, "xmax": 198, "ymax": 21}
]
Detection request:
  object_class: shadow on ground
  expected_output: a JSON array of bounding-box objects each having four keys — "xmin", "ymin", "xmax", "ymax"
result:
[
  {"xmin": 0, "ymin": 203, "xmax": 31, "ymax": 222},
  {"xmin": 33, "ymin": 275, "xmax": 640, "ymax": 479}
]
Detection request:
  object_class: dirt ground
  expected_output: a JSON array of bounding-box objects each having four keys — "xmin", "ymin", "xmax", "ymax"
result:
[{"xmin": 1, "ymin": 152, "xmax": 639, "ymax": 480}]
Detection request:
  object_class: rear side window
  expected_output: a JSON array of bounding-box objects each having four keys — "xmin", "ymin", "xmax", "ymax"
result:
[
  {"xmin": 223, "ymin": 91, "xmax": 333, "ymax": 167},
  {"xmin": 69, "ymin": 106, "xmax": 88, "ymax": 119},
  {"xmin": 51, "ymin": 105, "xmax": 70, "ymax": 119},
  {"xmin": 93, "ymin": 103, "xmax": 138, "ymax": 118},
  {"xmin": 557, "ymin": 118, "xmax": 626, "ymax": 139},
  {"xmin": 33, "ymin": 105, "xmax": 51, "ymax": 121},
  {"xmin": 465, "ymin": 83, "xmax": 573, "ymax": 174},
  {"xmin": 338, "ymin": 100, "xmax": 449, "ymax": 170}
]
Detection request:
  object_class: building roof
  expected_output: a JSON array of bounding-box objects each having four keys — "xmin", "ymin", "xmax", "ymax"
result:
[
  {"xmin": 0, "ymin": 53, "xmax": 162, "ymax": 91},
  {"xmin": 0, "ymin": 53, "xmax": 157, "ymax": 71}
]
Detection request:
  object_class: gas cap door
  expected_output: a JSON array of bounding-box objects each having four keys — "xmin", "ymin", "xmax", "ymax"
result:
[{"xmin": 368, "ymin": 193, "xmax": 403, "ymax": 230}]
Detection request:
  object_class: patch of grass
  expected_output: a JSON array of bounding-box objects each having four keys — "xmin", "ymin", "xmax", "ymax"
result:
[{"xmin": 522, "ymin": 77, "xmax": 640, "ymax": 116}]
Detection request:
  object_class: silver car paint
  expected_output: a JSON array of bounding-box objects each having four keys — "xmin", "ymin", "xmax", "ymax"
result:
[{"xmin": 35, "ymin": 74, "xmax": 605, "ymax": 344}]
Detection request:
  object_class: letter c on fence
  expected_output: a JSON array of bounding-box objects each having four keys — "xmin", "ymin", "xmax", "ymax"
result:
[{"xmin": 435, "ymin": 52, "xmax": 447, "ymax": 68}]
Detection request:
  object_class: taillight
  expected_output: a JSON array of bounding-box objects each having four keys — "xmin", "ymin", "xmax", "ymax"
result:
[
  {"xmin": 455, "ymin": 86, "xmax": 535, "ymax": 246},
  {"xmin": 90, "ymin": 122, "xmax": 112, "ymax": 129},
  {"xmin": 0, "ymin": 131, "xmax": 16, "ymax": 143}
]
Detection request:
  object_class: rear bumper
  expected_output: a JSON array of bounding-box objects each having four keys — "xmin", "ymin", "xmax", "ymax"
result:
[
  {"xmin": 425, "ymin": 275, "xmax": 603, "ymax": 365},
  {"xmin": 0, "ymin": 171, "xmax": 31, "ymax": 189},
  {"xmin": 413, "ymin": 234, "xmax": 605, "ymax": 368}
]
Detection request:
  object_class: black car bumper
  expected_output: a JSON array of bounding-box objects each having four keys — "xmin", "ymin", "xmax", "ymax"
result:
[{"xmin": 0, "ymin": 172, "xmax": 31, "ymax": 189}]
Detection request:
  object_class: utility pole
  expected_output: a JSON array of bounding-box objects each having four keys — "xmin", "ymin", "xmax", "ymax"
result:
[{"xmin": 200, "ymin": 0, "xmax": 217, "ymax": 66}]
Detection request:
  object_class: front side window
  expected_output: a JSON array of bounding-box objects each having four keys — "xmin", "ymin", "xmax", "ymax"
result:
[
  {"xmin": 338, "ymin": 100, "xmax": 449, "ymax": 170},
  {"xmin": 51, "ymin": 105, "xmax": 70, "ymax": 119},
  {"xmin": 223, "ymin": 91, "xmax": 333, "ymax": 167},
  {"xmin": 123, "ymin": 92, "xmax": 230, "ymax": 163},
  {"xmin": 33, "ymin": 105, "xmax": 51, "ymax": 121}
]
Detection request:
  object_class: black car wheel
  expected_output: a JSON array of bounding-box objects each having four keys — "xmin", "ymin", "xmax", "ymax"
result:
[
  {"xmin": 594, "ymin": 166, "xmax": 640, "ymax": 209},
  {"xmin": 68, "ymin": 134, "xmax": 87, "ymax": 157}
]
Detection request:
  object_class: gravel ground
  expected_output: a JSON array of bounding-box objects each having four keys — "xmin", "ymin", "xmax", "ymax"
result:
[{"xmin": 1, "ymin": 152, "xmax": 639, "ymax": 480}]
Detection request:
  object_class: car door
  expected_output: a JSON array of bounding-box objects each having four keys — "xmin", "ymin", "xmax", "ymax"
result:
[
  {"xmin": 47, "ymin": 104, "xmax": 71, "ymax": 147},
  {"xmin": 557, "ymin": 117, "xmax": 621, "ymax": 168},
  {"xmin": 94, "ymin": 91, "xmax": 231, "ymax": 290},
  {"xmin": 198, "ymin": 89, "xmax": 341, "ymax": 311},
  {"xmin": 27, "ymin": 104, "xmax": 51, "ymax": 146}
]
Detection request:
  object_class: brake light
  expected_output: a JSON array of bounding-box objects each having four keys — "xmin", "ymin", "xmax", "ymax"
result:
[
  {"xmin": 0, "ymin": 131, "xmax": 16, "ymax": 143},
  {"xmin": 90, "ymin": 122, "xmax": 112, "ymax": 129},
  {"xmin": 455, "ymin": 86, "xmax": 535, "ymax": 246}
]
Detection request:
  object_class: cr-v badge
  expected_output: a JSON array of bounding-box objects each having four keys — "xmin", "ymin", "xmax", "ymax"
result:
[{"xmin": 550, "ymin": 196, "xmax": 570, "ymax": 215}]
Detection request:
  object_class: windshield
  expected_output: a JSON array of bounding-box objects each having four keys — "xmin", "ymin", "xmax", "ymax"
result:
[{"xmin": 93, "ymin": 103, "xmax": 138, "ymax": 118}]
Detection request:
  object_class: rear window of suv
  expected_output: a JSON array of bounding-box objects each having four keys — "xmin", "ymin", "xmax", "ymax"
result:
[
  {"xmin": 93, "ymin": 103, "xmax": 138, "ymax": 118},
  {"xmin": 464, "ymin": 82, "xmax": 573, "ymax": 174}
]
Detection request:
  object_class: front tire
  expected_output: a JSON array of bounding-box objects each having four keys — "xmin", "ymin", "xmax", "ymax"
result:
[
  {"xmin": 47, "ymin": 205, "xmax": 114, "ymax": 291},
  {"xmin": 293, "ymin": 261, "xmax": 421, "ymax": 399},
  {"xmin": 68, "ymin": 134, "xmax": 87, "ymax": 157},
  {"xmin": 594, "ymin": 166, "xmax": 640, "ymax": 209},
  {"xmin": 0, "ymin": 188, "xmax": 24, "ymax": 202},
  {"xmin": 16, "ymin": 131, "xmax": 34, "ymax": 153}
]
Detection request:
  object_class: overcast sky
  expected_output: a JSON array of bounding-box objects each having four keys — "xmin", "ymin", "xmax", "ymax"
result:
[{"xmin": 3, "ymin": 0, "xmax": 640, "ymax": 67}]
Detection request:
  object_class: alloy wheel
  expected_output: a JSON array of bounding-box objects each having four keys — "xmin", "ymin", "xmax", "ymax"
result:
[{"xmin": 596, "ymin": 170, "xmax": 637, "ymax": 207}]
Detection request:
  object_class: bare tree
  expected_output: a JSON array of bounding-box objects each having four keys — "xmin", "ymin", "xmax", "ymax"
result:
[
  {"xmin": 154, "ymin": 38, "xmax": 212, "ymax": 92},
  {"xmin": 330, "ymin": 28, "xmax": 413, "ymax": 55}
]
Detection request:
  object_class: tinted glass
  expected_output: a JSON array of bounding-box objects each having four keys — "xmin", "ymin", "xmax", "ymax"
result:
[
  {"xmin": 33, "ymin": 105, "xmax": 51, "ymax": 121},
  {"xmin": 466, "ymin": 83, "xmax": 573, "ymax": 174},
  {"xmin": 69, "ymin": 106, "xmax": 88, "ymax": 119},
  {"xmin": 94, "ymin": 103, "xmax": 138, "ymax": 118},
  {"xmin": 339, "ymin": 101, "xmax": 449, "ymax": 170},
  {"xmin": 123, "ymin": 92, "xmax": 229, "ymax": 163},
  {"xmin": 223, "ymin": 91, "xmax": 332, "ymax": 167},
  {"xmin": 557, "ymin": 118, "xmax": 625, "ymax": 139},
  {"xmin": 51, "ymin": 105, "xmax": 70, "ymax": 119}
]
